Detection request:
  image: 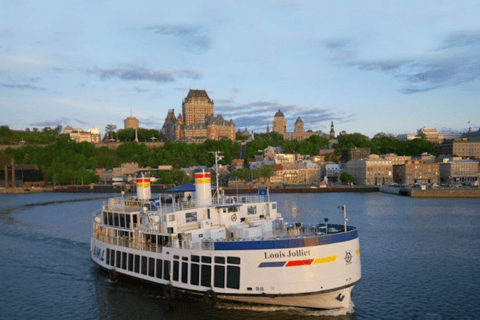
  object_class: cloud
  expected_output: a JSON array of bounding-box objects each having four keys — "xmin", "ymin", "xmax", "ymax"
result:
[
  {"xmin": 29, "ymin": 117, "xmax": 87, "ymax": 127},
  {"xmin": 133, "ymin": 87, "xmax": 150, "ymax": 94},
  {"xmin": 326, "ymin": 31, "xmax": 480, "ymax": 94},
  {"xmin": 436, "ymin": 31, "xmax": 480, "ymax": 51},
  {"xmin": 146, "ymin": 25, "xmax": 211, "ymax": 53},
  {"xmin": 138, "ymin": 117, "xmax": 163, "ymax": 128},
  {"xmin": 87, "ymin": 67, "xmax": 202, "ymax": 83},
  {"xmin": 216, "ymin": 97, "xmax": 356, "ymax": 133},
  {"xmin": 1, "ymin": 84, "xmax": 46, "ymax": 90}
]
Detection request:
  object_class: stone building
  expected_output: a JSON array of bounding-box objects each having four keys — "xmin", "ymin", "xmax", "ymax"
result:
[
  {"xmin": 124, "ymin": 115, "xmax": 139, "ymax": 129},
  {"xmin": 381, "ymin": 154, "xmax": 412, "ymax": 165},
  {"xmin": 417, "ymin": 126, "xmax": 441, "ymax": 143},
  {"xmin": 272, "ymin": 110, "xmax": 317, "ymax": 141},
  {"xmin": 462, "ymin": 126, "xmax": 480, "ymax": 142},
  {"xmin": 439, "ymin": 158, "xmax": 479, "ymax": 184},
  {"xmin": 346, "ymin": 154, "xmax": 393, "ymax": 185},
  {"xmin": 163, "ymin": 90, "xmax": 236, "ymax": 142},
  {"xmin": 393, "ymin": 160, "xmax": 439, "ymax": 185},
  {"xmin": 344, "ymin": 148, "xmax": 371, "ymax": 162},
  {"xmin": 64, "ymin": 126, "xmax": 101, "ymax": 143},
  {"xmin": 441, "ymin": 138, "xmax": 480, "ymax": 160}
]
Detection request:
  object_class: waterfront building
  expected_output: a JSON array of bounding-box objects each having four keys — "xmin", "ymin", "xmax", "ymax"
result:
[
  {"xmin": 413, "ymin": 152, "xmax": 436, "ymax": 163},
  {"xmin": 325, "ymin": 163, "xmax": 342, "ymax": 182},
  {"xmin": 346, "ymin": 154, "xmax": 393, "ymax": 186},
  {"xmin": 441, "ymin": 138, "xmax": 480, "ymax": 160},
  {"xmin": 393, "ymin": 160, "xmax": 440, "ymax": 185},
  {"xmin": 439, "ymin": 158, "xmax": 479, "ymax": 184},
  {"xmin": 163, "ymin": 90, "xmax": 236, "ymax": 142}
]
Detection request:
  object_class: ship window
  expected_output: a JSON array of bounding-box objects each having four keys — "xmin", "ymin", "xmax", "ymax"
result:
[
  {"xmin": 201, "ymin": 265, "xmax": 211, "ymax": 287},
  {"xmin": 181, "ymin": 262, "xmax": 188, "ymax": 283},
  {"xmin": 114, "ymin": 213, "xmax": 119, "ymax": 227},
  {"xmin": 128, "ymin": 254, "xmax": 134, "ymax": 271},
  {"xmin": 190, "ymin": 263, "xmax": 199, "ymax": 285},
  {"xmin": 227, "ymin": 266, "xmax": 240, "ymax": 289},
  {"xmin": 169, "ymin": 214, "xmax": 175, "ymax": 222},
  {"xmin": 148, "ymin": 258, "xmax": 155, "ymax": 277},
  {"xmin": 214, "ymin": 265, "xmax": 225, "ymax": 288},
  {"xmin": 201, "ymin": 256, "xmax": 212, "ymax": 263},
  {"xmin": 116, "ymin": 251, "xmax": 121, "ymax": 268},
  {"xmin": 247, "ymin": 206, "xmax": 256, "ymax": 215},
  {"xmin": 191, "ymin": 255, "xmax": 200, "ymax": 262},
  {"xmin": 173, "ymin": 261, "xmax": 180, "ymax": 281},
  {"xmin": 163, "ymin": 261, "xmax": 170, "ymax": 280},
  {"xmin": 141, "ymin": 256, "xmax": 147, "ymax": 275},
  {"xmin": 103, "ymin": 212, "xmax": 108, "ymax": 225},
  {"xmin": 174, "ymin": 255, "xmax": 179, "ymax": 259},
  {"xmin": 227, "ymin": 257, "xmax": 241, "ymax": 265},
  {"xmin": 182, "ymin": 257, "xmax": 188, "ymax": 261},
  {"xmin": 215, "ymin": 256, "xmax": 225, "ymax": 264},
  {"xmin": 122, "ymin": 252, "xmax": 127, "ymax": 270},
  {"xmin": 156, "ymin": 259, "xmax": 163, "ymax": 279},
  {"xmin": 126, "ymin": 215, "xmax": 131, "ymax": 228},
  {"xmin": 110, "ymin": 250, "xmax": 115, "ymax": 266},
  {"xmin": 120, "ymin": 214, "xmax": 126, "ymax": 228},
  {"xmin": 133, "ymin": 215, "xmax": 138, "ymax": 225},
  {"xmin": 272, "ymin": 203, "xmax": 276, "ymax": 209},
  {"xmin": 185, "ymin": 212, "xmax": 197, "ymax": 223},
  {"xmin": 108, "ymin": 212, "xmax": 113, "ymax": 225},
  {"xmin": 134, "ymin": 255, "xmax": 140, "ymax": 273},
  {"xmin": 106, "ymin": 248, "xmax": 110, "ymax": 265}
]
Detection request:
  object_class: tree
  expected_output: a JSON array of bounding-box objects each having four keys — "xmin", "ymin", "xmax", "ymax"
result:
[
  {"xmin": 340, "ymin": 172, "xmax": 355, "ymax": 184},
  {"xmin": 105, "ymin": 124, "xmax": 117, "ymax": 140}
]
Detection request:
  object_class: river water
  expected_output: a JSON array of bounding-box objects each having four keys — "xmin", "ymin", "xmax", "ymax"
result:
[{"xmin": 1, "ymin": 192, "xmax": 479, "ymax": 320}]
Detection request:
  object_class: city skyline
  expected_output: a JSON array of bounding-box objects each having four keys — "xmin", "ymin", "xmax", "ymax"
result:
[{"xmin": 1, "ymin": 1, "xmax": 480, "ymax": 137}]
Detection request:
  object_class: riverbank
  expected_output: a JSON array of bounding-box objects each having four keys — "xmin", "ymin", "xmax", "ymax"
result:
[{"xmin": 379, "ymin": 186, "xmax": 480, "ymax": 198}]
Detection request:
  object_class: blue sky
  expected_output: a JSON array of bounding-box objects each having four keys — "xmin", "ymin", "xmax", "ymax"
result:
[{"xmin": 1, "ymin": 0, "xmax": 479, "ymax": 137}]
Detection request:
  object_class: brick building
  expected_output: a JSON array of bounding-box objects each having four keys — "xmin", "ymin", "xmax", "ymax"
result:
[
  {"xmin": 124, "ymin": 116, "xmax": 139, "ymax": 129},
  {"xmin": 393, "ymin": 160, "xmax": 439, "ymax": 185},
  {"xmin": 163, "ymin": 90, "xmax": 236, "ymax": 142}
]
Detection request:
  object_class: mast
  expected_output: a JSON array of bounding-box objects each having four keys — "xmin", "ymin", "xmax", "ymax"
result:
[{"xmin": 209, "ymin": 151, "xmax": 223, "ymax": 203}]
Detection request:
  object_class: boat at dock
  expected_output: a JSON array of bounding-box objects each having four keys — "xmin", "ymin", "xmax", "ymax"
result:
[{"xmin": 91, "ymin": 159, "xmax": 361, "ymax": 309}]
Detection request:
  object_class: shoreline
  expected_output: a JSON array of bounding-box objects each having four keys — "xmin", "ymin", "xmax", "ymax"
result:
[{"xmin": 2, "ymin": 184, "xmax": 479, "ymax": 198}]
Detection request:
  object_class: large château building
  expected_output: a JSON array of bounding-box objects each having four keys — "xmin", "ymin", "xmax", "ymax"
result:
[{"xmin": 163, "ymin": 90, "xmax": 236, "ymax": 142}]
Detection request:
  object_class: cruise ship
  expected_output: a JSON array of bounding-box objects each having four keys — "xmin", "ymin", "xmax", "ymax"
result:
[{"xmin": 91, "ymin": 165, "xmax": 361, "ymax": 309}]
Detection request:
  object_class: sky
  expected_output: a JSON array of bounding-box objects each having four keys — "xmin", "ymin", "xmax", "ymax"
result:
[{"xmin": 1, "ymin": 0, "xmax": 480, "ymax": 138}]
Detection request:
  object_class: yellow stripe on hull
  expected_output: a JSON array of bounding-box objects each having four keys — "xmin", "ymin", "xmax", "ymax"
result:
[{"xmin": 313, "ymin": 255, "xmax": 338, "ymax": 264}]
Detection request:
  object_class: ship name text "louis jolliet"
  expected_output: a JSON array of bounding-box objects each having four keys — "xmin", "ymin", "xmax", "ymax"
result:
[{"xmin": 264, "ymin": 249, "xmax": 311, "ymax": 259}]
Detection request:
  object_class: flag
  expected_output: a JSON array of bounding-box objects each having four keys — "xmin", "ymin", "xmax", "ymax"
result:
[{"xmin": 258, "ymin": 189, "xmax": 268, "ymax": 195}]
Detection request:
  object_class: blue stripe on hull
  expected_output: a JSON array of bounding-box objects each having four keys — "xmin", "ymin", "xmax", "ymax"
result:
[
  {"xmin": 258, "ymin": 261, "xmax": 287, "ymax": 268},
  {"xmin": 214, "ymin": 229, "xmax": 358, "ymax": 251}
]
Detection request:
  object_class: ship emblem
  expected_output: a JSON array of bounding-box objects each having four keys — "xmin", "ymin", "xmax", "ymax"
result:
[
  {"xmin": 344, "ymin": 251, "xmax": 352, "ymax": 265},
  {"xmin": 231, "ymin": 214, "xmax": 237, "ymax": 222}
]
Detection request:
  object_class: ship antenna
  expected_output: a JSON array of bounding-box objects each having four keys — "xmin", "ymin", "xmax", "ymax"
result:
[
  {"xmin": 209, "ymin": 151, "xmax": 223, "ymax": 204},
  {"xmin": 338, "ymin": 205, "xmax": 347, "ymax": 232}
]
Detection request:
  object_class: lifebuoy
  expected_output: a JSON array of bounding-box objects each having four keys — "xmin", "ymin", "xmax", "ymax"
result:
[
  {"xmin": 203, "ymin": 289, "xmax": 217, "ymax": 307},
  {"xmin": 163, "ymin": 284, "xmax": 175, "ymax": 301},
  {"xmin": 109, "ymin": 269, "xmax": 118, "ymax": 283}
]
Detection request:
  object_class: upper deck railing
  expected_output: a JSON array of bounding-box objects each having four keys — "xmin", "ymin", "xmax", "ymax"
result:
[{"xmin": 102, "ymin": 194, "xmax": 267, "ymax": 214}]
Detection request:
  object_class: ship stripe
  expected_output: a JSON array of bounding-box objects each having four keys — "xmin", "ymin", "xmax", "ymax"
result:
[
  {"xmin": 286, "ymin": 259, "xmax": 314, "ymax": 267},
  {"xmin": 214, "ymin": 229, "xmax": 358, "ymax": 250},
  {"xmin": 313, "ymin": 255, "xmax": 338, "ymax": 264},
  {"xmin": 258, "ymin": 261, "xmax": 287, "ymax": 268}
]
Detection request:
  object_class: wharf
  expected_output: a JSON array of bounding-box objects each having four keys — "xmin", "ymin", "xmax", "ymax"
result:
[{"xmin": 380, "ymin": 186, "xmax": 480, "ymax": 198}]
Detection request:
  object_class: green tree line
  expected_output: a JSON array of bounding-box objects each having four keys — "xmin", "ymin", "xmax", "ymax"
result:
[{"xmin": 1, "ymin": 136, "xmax": 242, "ymax": 185}]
